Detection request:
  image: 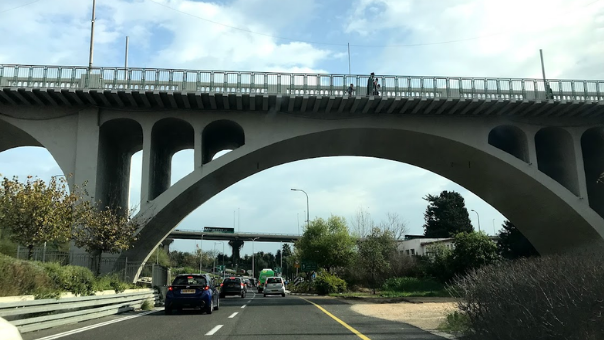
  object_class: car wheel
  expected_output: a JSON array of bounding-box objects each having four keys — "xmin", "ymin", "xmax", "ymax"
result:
[
  {"xmin": 214, "ymin": 298, "xmax": 220, "ymax": 311},
  {"xmin": 264, "ymin": 294, "xmax": 267, "ymax": 297},
  {"xmin": 206, "ymin": 300, "xmax": 213, "ymax": 314},
  {"xmin": 281, "ymin": 293, "xmax": 285, "ymax": 297},
  {"xmin": 164, "ymin": 307, "xmax": 171, "ymax": 315},
  {"xmin": 219, "ymin": 294, "xmax": 225, "ymax": 299}
]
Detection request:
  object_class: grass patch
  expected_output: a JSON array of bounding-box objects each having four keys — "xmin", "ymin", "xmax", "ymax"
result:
[
  {"xmin": 140, "ymin": 299, "xmax": 154, "ymax": 311},
  {"xmin": 438, "ymin": 311, "xmax": 471, "ymax": 334}
]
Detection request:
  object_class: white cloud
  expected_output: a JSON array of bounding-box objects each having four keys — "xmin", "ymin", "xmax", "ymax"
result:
[{"xmin": 345, "ymin": 0, "xmax": 604, "ymax": 79}]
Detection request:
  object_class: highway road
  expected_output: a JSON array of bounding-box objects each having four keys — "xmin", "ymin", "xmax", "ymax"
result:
[{"xmin": 22, "ymin": 290, "xmax": 446, "ymax": 340}]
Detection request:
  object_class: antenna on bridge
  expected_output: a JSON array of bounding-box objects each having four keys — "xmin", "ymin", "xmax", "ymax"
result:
[
  {"xmin": 125, "ymin": 36, "xmax": 129, "ymax": 81},
  {"xmin": 539, "ymin": 49, "xmax": 547, "ymax": 84},
  {"xmin": 88, "ymin": 0, "xmax": 97, "ymax": 69},
  {"xmin": 347, "ymin": 43, "xmax": 351, "ymax": 75}
]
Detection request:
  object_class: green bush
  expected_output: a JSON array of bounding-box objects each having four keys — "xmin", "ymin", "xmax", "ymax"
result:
[
  {"xmin": 0, "ymin": 254, "xmax": 51, "ymax": 297},
  {"xmin": 382, "ymin": 277, "xmax": 444, "ymax": 292},
  {"xmin": 42, "ymin": 262, "xmax": 96, "ymax": 296},
  {"xmin": 314, "ymin": 271, "xmax": 347, "ymax": 295},
  {"xmin": 438, "ymin": 311, "xmax": 471, "ymax": 334},
  {"xmin": 140, "ymin": 299, "xmax": 154, "ymax": 311},
  {"xmin": 94, "ymin": 274, "xmax": 129, "ymax": 293}
]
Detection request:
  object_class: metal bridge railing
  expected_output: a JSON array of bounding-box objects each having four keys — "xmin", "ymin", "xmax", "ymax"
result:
[{"xmin": 1, "ymin": 64, "xmax": 603, "ymax": 102}]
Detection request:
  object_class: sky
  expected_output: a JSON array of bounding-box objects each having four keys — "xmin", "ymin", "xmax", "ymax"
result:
[{"xmin": 0, "ymin": 0, "xmax": 603, "ymax": 257}]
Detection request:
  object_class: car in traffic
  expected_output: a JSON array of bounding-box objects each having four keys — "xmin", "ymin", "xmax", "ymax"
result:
[
  {"xmin": 219, "ymin": 277, "xmax": 247, "ymax": 298},
  {"xmin": 257, "ymin": 268, "xmax": 275, "ymax": 293},
  {"xmin": 165, "ymin": 274, "xmax": 220, "ymax": 314},
  {"xmin": 263, "ymin": 276, "xmax": 286, "ymax": 297}
]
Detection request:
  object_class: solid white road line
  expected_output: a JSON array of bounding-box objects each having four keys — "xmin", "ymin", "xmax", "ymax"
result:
[
  {"xmin": 241, "ymin": 305, "xmax": 246, "ymax": 309},
  {"xmin": 205, "ymin": 325, "xmax": 223, "ymax": 336},
  {"xmin": 33, "ymin": 311, "xmax": 158, "ymax": 340},
  {"xmin": 228, "ymin": 312, "xmax": 238, "ymax": 319}
]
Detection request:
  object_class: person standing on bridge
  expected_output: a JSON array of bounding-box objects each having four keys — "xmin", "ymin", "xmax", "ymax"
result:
[
  {"xmin": 347, "ymin": 83, "xmax": 354, "ymax": 97},
  {"xmin": 367, "ymin": 72, "xmax": 375, "ymax": 96}
]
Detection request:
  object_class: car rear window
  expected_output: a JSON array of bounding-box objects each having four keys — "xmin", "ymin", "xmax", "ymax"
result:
[
  {"xmin": 223, "ymin": 277, "xmax": 241, "ymax": 283},
  {"xmin": 172, "ymin": 276, "xmax": 207, "ymax": 286},
  {"xmin": 267, "ymin": 278, "xmax": 282, "ymax": 284}
]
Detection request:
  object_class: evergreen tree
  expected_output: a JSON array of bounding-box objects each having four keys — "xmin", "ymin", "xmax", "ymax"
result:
[
  {"xmin": 423, "ymin": 190, "xmax": 473, "ymax": 238},
  {"xmin": 497, "ymin": 220, "xmax": 539, "ymax": 259}
]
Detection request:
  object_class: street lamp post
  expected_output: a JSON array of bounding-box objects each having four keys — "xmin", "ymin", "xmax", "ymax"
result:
[
  {"xmin": 221, "ymin": 243, "xmax": 225, "ymax": 280},
  {"xmin": 251, "ymin": 237, "xmax": 259, "ymax": 280},
  {"xmin": 291, "ymin": 189, "xmax": 309, "ymax": 229},
  {"xmin": 471, "ymin": 209, "xmax": 481, "ymax": 232},
  {"xmin": 213, "ymin": 242, "xmax": 219, "ymax": 275}
]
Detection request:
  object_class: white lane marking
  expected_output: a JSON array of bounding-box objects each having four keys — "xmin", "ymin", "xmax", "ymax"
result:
[
  {"xmin": 33, "ymin": 310, "xmax": 158, "ymax": 340},
  {"xmin": 247, "ymin": 300, "xmax": 252, "ymax": 303},
  {"xmin": 228, "ymin": 312, "xmax": 238, "ymax": 319},
  {"xmin": 241, "ymin": 304, "xmax": 246, "ymax": 308},
  {"xmin": 205, "ymin": 325, "xmax": 223, "ymax": 336}
]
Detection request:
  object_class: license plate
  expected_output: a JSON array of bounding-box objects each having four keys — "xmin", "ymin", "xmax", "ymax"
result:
[
  {"xmin": 181, "ymin": 289, "xmax": 195, "ymax": 294},
  {"xmin": 229, "ymin": 284, "xmax": 236, "ymax": 287}
]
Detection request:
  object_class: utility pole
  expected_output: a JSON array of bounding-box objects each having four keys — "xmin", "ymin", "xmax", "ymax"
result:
[
  {"xmin": 124, "ymin": 36, "xmax": 129, "ymax": 81},
  {"xmin": 347, "ymin": 43, "xmax": 351, "ymax": 75},
  {"xmin": 88, "ymin": 0, "xmax": 97, "ymax": 69},
  {"xmin": 471, "ymin": 209, "xmax": 481, "ymax": 232}
]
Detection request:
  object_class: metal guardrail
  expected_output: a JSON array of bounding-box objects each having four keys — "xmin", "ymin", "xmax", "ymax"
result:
[
  {"xmin": 0, "ymin": 290, "xmax": 157, "ymax": 333},
  {"xmin": 1, "ymin": 64, "xmax": 603, "ymax": 101}
]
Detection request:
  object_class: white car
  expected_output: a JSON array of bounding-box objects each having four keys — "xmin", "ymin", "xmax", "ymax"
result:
[
  {"xmin": 0, "ymin": 317, "xmax": 22, "ymax": 340},
  {"xmin": 263, "ymin": 277, "xmax": 286, "ymax": 297}
]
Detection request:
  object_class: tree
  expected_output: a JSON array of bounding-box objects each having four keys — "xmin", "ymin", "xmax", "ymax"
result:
[
  {"xmin": 358, "ymin": 227, "xmax": 397, "ymax": 294},
  {"xmin": 379, "ymin": 212, "xmax": 408, "ymax": 240},
  {"xmin": 450, "ymin": 232, "xmax": 500, "ymax": 278},
  {"xmin": 72, "ymin": 204, "xmax": 142, "ymax": 275},
  {"xmin": 0, "ymin": 175, "xmax": 84, "ymax": 260},
  {"xmin": 423, "ymin": 190, "xmax": 473, "ymax": 238},
  {"xmin": 296, "ymin": 215, "xmax": 356, "ymax": 271},
  {"xmin": 497, "ymin": 220, "xmax": 539, "ymax": 260}
]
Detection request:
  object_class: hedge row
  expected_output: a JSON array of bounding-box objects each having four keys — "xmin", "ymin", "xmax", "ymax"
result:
[{"xmin": 0, "ymin": 254, "xmax": 131, "ymax": 298}]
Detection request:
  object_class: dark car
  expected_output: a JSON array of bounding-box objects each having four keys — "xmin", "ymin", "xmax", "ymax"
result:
[
  {"xmin": 219, "ymin": 277, "xmax": 247, "ymax": 298},
  {"xmin": 165, "ymin": 274, "xmax": 219, "ymax": 315}
]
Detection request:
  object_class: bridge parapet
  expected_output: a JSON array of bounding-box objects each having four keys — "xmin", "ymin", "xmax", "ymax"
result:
[{"xmin": 1, "ymin": 64, "xmax": 603, "ymax": 102}]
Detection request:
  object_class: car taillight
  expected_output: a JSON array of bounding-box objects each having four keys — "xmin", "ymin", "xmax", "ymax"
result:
[
  {"xmin": 220, "ymin": 283, "xmax": 223, "ymax": 287},
  {"xmin": 241, "ymin": 283, "xmax": 244, "ymax": 287},
  {"xmin": 168, "ymin": 286, "xmax": 173, "ymax": 291},
  {"xmin": 204, "ymin": 286, "xmax": 210, "ymax": 290}
]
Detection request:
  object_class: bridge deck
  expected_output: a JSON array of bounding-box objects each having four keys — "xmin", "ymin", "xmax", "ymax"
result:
[
  {"xmin": 168, "ymin": 230, "xmax": 301, "ymax": 242},
  {"xmin": 1, "ymin": 64, "xmax": 603, "ymax": 117}
]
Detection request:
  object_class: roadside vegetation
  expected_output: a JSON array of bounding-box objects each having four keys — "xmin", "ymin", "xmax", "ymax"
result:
[{"xmin": 0, "ymin": 253, "xmax": 135, "ymax": 298}]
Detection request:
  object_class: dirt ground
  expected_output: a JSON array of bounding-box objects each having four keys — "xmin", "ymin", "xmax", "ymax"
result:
[{"xmin": 348, "ymin": 297, "xmax": 459, "ymax": 332}]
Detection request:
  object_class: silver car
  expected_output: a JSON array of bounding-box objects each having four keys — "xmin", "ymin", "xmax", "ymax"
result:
[{"xmin": 263, "ymin": 277, "xmax": 286, "ymax": 297}]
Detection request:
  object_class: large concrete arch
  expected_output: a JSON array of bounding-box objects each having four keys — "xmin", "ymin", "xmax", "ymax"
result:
[
  {"xmin": 581, "ymin": 127, "xmax": 604, "ymax": 219},
  {"xmin": 118, "ymin": 122, "xmax": 604, "ymax": 280},
  {"xmin": 0, "ymin": 117, "xmax": 70, "ymax": 181}
]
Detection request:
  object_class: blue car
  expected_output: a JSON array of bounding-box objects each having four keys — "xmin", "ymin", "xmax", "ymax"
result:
[{"xmin": 165, "ymin": 274, "xmax": 220, "ymax": 315}]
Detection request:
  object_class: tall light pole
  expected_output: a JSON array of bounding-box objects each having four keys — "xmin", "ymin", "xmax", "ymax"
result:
[
  {"xmin": 199, "ymin": 234, "xmax": 204, "ymax": 273},
  {"xmin": 471, "ymin": 209, "xmax": 481, "ymax": 232},
  {"xmin": 291, "ymin": 189, "xmax": 309, "ymax": 229},
  {"xmin": 280, "ymin": 241, "xmax": 283, "ymax": 275},
  {"xmin": 251, "ymin": 237, "xmax": 259, "ymax": 280},
  {"xmin": 221, "ymin": 243, "xmax": 225, "ymax": 280},
  {"xmin": 492, "ymin": 219, "xmax": 496, "ymax": 235},
  {"xmin": 213, "ymin": 242, "xmax": 220, "ymax": 275},
  {"xmin": 88, "ymin": 0, "xmax": 97, "ymax": 69}
]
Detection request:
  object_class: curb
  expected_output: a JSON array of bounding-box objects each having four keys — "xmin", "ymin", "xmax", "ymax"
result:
[{"xmin": 289, "ymin": 293, "xmax": 319, "ymax": 296}]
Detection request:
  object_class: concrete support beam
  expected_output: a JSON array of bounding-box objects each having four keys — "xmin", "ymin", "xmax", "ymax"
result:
[
  {"xmin": 571, "ymin": 129, "xmax": 589, "ymax": 200},
  {"xmin": 140, "ymin": 124, "xmax": 153, "ymax": 206}
]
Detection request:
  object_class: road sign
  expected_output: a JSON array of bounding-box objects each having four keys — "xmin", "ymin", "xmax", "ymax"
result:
[
  {"xmin": 216, "ymin": 265, "xmax": 225, "ymax": 271},
  {"xmin": 204, "ymin": 227, "xmax": 235, "ymax": 234},
  {"xmin": 274, "ymin": 267, "xmax": 282, "ymax": 273},
  {"xmin": 300, "ymin": 261, "xmax": 317, "ymax": 272},
  {"xmin": 294, "ymin": 263, "xmax": 300, "ymax": 269}
]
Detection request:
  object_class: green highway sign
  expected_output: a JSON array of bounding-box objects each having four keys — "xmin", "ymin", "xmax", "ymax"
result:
[
  {"xmin": 216, "ymin": 265, "xmax": 225, "ymax": 270},
  {"xmin": 274, "ymin": 267, "xmax": 282, "ymax": 273},
  {"xmin": 300, "ymin": 261, "xmax": 318, "ymax": 272},
  {"xmin": 204, "ymin": 227, "xmax": 235, "ymax": 234}
]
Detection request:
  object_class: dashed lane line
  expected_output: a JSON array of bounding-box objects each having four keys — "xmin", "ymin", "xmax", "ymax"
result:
[
  {"xmin": 228, "ymin": 312, "xmax": 238, "ymax": 319},
  {"xmin": 205, "ymin": 325, "xmax": 223, "ymax": 336}
]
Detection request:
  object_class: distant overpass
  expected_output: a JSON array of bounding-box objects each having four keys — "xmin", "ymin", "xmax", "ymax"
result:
[{"xmin": 168, "ymin": 230, "xmax": 301, "ymax": 243}]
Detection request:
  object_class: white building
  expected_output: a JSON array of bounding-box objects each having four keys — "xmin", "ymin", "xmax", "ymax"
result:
[{"xmin": 397, "ymin": 235, "xmax": 455, "ymax": 257}]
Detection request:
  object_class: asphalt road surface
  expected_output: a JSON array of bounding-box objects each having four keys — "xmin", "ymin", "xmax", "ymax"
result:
[{"xmin": 22, "ymin": 290, "xmax": 446, "ymax": 340}]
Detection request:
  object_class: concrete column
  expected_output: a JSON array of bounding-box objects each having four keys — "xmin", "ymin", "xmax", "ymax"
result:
[
  {"xmin": 74, "ymin": 108, "xmax": 100, "ymax": 193},
  {"xmin": 571, "ymin": 129, "xmax": 589, "ymax": 200},
  {"xmin": 228, "ymin": 239, "xmax": 244, "ymax": 266},
  {"xmin": 194, "ymin": 126, "xmax": 203, "ymax": 168},
  {"xmin": 140, "ymin": 123, "xmax": 153, "ymax": 208}
]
